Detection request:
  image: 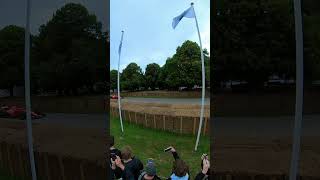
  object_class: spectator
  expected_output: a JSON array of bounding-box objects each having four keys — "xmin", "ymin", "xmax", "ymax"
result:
[
  {"xmin": 110, "ymin": 135, "xmax": 122, "ymax": 158},
  {"xmin": 109, "ymin": 135, "xmax": 122, "ymax": 179},
  {"xmin": 112, "ymin": 146, "xmax": 144, "ymax": 180},
  {"xmin": 165, "ymin": 146, "xmax": 190, "ymax": 180},
  {"xmin": 195, "ymin": 154, "xmax": 210, "ymax": 180},
  {"xmin": 138, "ymin": 159, "xmax": 161, "ymax": 180}
]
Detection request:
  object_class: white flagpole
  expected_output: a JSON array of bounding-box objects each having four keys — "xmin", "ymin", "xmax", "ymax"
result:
[
  {"xmin": 24, "ymin": 0, "xmax": 37, "ymax": 179},
  {"xmin": 191, "ymin": 2, "xmax": 206, "ymax": 151},
  {"xmin": 118, "ymin": 30, "xmax": 124, "ymax": 133},
  {"xmin": 290, "ymin": 0, "xmax": 304, "ymax": 179}
]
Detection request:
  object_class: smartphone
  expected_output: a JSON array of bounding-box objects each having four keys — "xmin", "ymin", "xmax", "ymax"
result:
[{"xmin": 164, "ymin": 147, "xmax": 172, "ymax": 152}]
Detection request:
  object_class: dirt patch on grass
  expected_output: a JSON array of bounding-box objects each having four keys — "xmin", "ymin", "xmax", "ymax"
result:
[{"xmin": 110, "ymin": 99, "xmax": 210, "ymax": 117}]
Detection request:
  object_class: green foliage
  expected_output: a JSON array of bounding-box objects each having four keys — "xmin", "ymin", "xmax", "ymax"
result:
[
  {"xmin": 145, "ymin": 63, "xmax": 161, "ymax": 90},
  {"xmin": 110, "ymin": 69, "xmax": 118, "ymax": 91},
  {"xmin": 121, "ymin": 63, "xmax": 144, "ymax": 91},
  {"xmin": 0, "ymin": 25, "xmax": 25, "ymax": 96},
  {"xmin": 160, "ymin": 40, "xmax": 210, "ymax": 90},
  {"xmin": 32, "ymin": 3, "xmax": 108, "ymax": 95},
  {"xmin": 213, "ymin": 0, "xmax": 320, "ymax": 88}
]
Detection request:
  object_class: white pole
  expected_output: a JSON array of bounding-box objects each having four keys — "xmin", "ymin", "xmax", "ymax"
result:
[
  {"xmin": 290, "ymin": 0, "xmax": 304, "ymax": 179},
  {"xmin": 24, "ymin": 0, "xmax": 37, "ymax": 179},
  {"xmin": 192, "ymin": 2, "xmax": 206, "ymax": 151},
  {"xmin": 118, "ymin": 31, "xmax": 124, "ymax": 133}
]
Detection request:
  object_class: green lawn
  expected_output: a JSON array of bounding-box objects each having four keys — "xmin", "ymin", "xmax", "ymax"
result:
[{"xmin": 110, "ymin": 117, "xmax": 210, "ymax": 179}]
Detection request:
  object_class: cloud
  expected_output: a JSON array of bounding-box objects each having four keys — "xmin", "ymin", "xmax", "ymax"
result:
[{"xmin": 189, "ymin": 16, "xmax": 210, "ymax": 54}]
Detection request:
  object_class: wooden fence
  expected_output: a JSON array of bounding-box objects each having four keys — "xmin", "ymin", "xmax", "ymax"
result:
[
  {"xmin": 1, "ymin": 142, "xmax": 319, "ymax": 180},
  {"xmin": 110, "ymin": 107, "xmax": 210, "ymax": 136},
  {"xmin": 119, "ymin": 90, "xmax": 210, "ymax": 98},
  {"xmin": 0, "ymin": 142, "xmax": 107, "ymax": 180}
]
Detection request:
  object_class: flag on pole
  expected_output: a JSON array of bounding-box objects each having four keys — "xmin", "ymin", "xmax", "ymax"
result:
[
  {"xmin": 172, "ymin": 3, "xmax": 206, "ymax": 151},
  {"xmin": 172, "ymin": 6, "xmax": 195, "ymax": 29}
]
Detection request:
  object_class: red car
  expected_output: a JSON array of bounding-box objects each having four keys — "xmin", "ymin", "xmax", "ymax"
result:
[
  {"xmin": 0, "ymin": 105, "xmax": 45, "ymax": 120},
  {"xmin": 110, "ymin": 95, "xmax": 123, "ymax": 99}
]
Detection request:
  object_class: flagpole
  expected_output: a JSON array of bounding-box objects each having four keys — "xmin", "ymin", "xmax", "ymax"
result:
[
  {"xmin": 191, "ymin": 2, "xmax": 206, "ymax": 151},
  {"xmin": 118, "ymin": 30, "xmax": 124, "ymax": 133},
  {"xmin": 24, "ymin": 0, "xmax": 37, "ymax": 179},
  {"xmin": 289, "ymin": 0, "xmax": 304, "ymax": 179}
]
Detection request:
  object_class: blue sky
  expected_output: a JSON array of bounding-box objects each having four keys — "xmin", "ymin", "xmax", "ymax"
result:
[{"xmin": 110, "ymin": 0, "xmax": 210, "ymax": 72}]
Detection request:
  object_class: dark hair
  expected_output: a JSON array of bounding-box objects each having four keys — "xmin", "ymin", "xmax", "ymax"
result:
[
  {"xmin": 110, "ymin": 135, "xmax": 114, "ymax": 147},
  {"xmin": 121, "ymin": 146, "xmax": 133, "ymax": 160},
  {"xmin": 172, "ymin": 159, "xmax": 189, "ymax": 177}
]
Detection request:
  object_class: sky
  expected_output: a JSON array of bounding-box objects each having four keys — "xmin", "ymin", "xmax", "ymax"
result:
[
  {"xmin": 0, "ymin": 0, "xmax": 109, "ymax": 35},
  {"xmin": 110, "ymin": 0, "xmax": 210, "ymax": 72}
]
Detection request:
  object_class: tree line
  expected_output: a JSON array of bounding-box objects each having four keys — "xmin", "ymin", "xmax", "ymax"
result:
[
  {"xmin": 0, "ymin": 3, "xmax": 108, "ymax": 96},
  {"xmin": 213, "ymin": 0, "xmax": 320, "ymax": 90},
  {"xmin": 110, "ymin": 40, "xmax": 210, "ymax": 92}
]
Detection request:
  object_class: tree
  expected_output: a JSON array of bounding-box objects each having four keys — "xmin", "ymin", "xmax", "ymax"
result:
[
  {"xmin": 121, "ymin": 63, "xmax": 144, "ymax": 91},
  {"xmin": 33, "ymin": 3, "xmax": 106, "ymax": 95},
  {"xmin": 160, "ymin": 40, "xmax": 210, "ymax": 90},
  {"xmin": 145, "ymin": 63, "xmax": 161, "ymax": 90},
  {"xmin": 0, "ymin": 25, "xmax": 25, "ymax": 96},
  {"xmin": 214, "ymin": 0, "xmax": 295, "ymax": 90},
  {"xmin": 110, "ymin": 69, "xmax": 118, "ymax": 92}
]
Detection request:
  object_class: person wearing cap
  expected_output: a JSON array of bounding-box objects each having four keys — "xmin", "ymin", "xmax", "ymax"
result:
[{"xmin": 138, "ymin": 159, "xmax": 161, "ymax": 180}]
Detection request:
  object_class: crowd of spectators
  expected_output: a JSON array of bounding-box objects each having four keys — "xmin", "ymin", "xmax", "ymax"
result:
[{"xmin": 109, "ymin": 136, "xmax": 211, "ymax": 180}]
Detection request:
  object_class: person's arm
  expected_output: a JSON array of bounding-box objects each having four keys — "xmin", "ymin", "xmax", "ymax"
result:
[
  {"xmin": 169, "ymin": 147, "xmax": 180, "ymax": 160},
  {"xmin": 195, "ymin": 172, "xmax": 207, "ymax": 180}
]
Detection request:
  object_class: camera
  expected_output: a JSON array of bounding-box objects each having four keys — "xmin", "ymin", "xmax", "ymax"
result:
[{"xmin": 111, "ymin": 153, "xmax": 117, "ymax": 161}]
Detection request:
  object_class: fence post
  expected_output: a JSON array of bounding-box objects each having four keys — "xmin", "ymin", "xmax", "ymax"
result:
[
  {"xmin": 153, "ymin": 114, "xmax": 156, "ymax": 128},
  {"xmin": 129, "ymin": 111, "xmax": 131, "ymax": 123},
  {"xmin": 193, "ymin": 117, "xmax": 196, "ymax": 135},
  {"xmin": 6, "ymin": 143, "xmax": 13, "ymax": 176},
  {"xmin": 17, "ymin": 144, "xmax": 24, "ymax": 178},
  {"xmin": 135, "ymin": 112, "xmax": 137, "ymax": 124},
  {"xmin": 80, "ymin": 160, "xmax": 85, "ymax": 180},
  {"xmin": 203, "ymin": 117, "xmax": 208, "ymax": 135},
  {"xmin": 58, "ymin": 156, "xmax": 66, "ymax": 180},
  {"xmin": 180, "ymin": 117, "xmax": 183, "ymax": 134},
  {"xmin": 44, "ymin": 152, "xmax": 51, "ymax": 180},
  {"xmin": 145, "ymin": 113, "xmax": 147, "ymax": 127},
  {"xmin": 163, "ymin": 115, "xmax": 166, "ymax": 131}
]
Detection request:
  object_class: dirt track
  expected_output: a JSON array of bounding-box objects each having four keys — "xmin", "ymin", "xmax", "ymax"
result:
[{"xmin": 110, "ymin": 99, "xmax": 210, "ymax": 117}]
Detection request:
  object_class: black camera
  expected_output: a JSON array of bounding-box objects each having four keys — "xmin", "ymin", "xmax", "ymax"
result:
[{"xmin": 111, "ymin": 153, "xmax": 117, "ymax": 161}]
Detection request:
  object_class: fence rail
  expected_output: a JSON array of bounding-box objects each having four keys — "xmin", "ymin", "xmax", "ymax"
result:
[
  {"xmin": 110, "ymin": 107, "xmax": 210, "ymax": 136},
  {"xmin": 0, "ymin": 142, "xmax": 107, "ymax": 180}
]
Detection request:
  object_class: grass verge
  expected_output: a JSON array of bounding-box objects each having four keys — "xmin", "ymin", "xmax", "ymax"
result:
[{"xmin": 110, "ymin": 116, "xmax": 210, "ymax": 179}]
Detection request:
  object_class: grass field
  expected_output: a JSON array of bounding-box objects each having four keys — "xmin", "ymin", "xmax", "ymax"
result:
[{"xmin": 110, "ymin": 116, "xmax": 210, "ymax": 179}]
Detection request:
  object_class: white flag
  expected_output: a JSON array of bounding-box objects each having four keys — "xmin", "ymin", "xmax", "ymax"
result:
[{"xmin": 172, "ymin": 6, "xmax": 195, "ymax": 29}]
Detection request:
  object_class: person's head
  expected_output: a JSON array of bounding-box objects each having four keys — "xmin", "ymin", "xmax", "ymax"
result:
[
  {"xmin": 110, "ymin": 135, "xmax": 115, "ymax": 148},
  {"xmin": 143, "ymin": 159, "xmax": 157, "ymax": 179},
  {"xmin": 172, "ymin": 159, "xmax": 189, "ymax": 177},
  {"xmin": 121, "ymin": 146, "xmax": 133, "ymax": 161}
]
